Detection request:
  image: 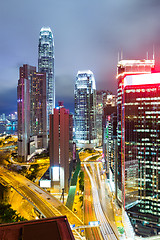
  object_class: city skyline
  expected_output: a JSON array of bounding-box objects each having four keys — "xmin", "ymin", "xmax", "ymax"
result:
[
  {"xmin": 0, "ymin": 0, "xmax": 160, "ymax": 113},
  {"xmin": 1, "ymin": 0, "xmax": 160, "ymax": 114}
]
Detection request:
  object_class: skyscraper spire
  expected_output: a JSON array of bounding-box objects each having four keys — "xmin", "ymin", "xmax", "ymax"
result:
[{"xmin": 38, "ymin": 27, "xmax": 55, "ymax": 130}]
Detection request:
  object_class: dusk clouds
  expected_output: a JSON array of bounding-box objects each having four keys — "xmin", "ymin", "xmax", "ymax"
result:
[{"xmin": 0, "ymin": 0, "xmax": 160, "ymax": 113}]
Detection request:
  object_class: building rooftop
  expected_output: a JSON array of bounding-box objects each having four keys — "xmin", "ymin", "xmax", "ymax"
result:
[
  {"xmin": 117, "ymin": 59, "xmax": 155, "ymax": 67},
  {"xmin": 40, "ymin": 27, "xmax": 52, "ymax": 32},
  {"xmin": 0, "ymin": 216, "xmax": 75, "ymax": 240}
]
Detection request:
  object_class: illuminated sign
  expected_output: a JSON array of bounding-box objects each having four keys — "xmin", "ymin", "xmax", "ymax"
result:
[
  {"xmin": 89, "ymin": 221, "xmax": 100, "ymax": 226},
  {"xmin": 124, "ymin": 73, "xmax": 160, "ymax": 87},
  {"xmin": 39, "ymin": 180, "xmax": 51, "ymax": 188},
  {"xmin": 70, "ymin": 224, "xmax": 75, "ymax": 229},
  {"xmin": 52, "ymin": 166, "xmax": 60, "ymax": 181}
]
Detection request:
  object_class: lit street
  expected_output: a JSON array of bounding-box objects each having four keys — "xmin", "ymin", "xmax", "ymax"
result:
[
  {"xmin": 0, "ymin": 166, "xmax": 84, "ymax": 240},
  {"xmin": 95, "ymin": 162, "xmax": 118, "ymax": 235},
  {"xmin": 84, "ymin": 165, "xmax": 102, "ymax": 240},
  {"xmin": 83, "ymin": 160, "xmax": 119, "ymax": 240}
]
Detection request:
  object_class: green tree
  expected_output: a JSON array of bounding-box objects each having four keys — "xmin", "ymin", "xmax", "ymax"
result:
[
  {"xmin": 26, "ymin": 164, "xmax": 40, "ymax": 181},
  {"xmin": 0, "ymin": 203, "xmax": 26, "ymax": 224},
  {"xmin": 79, "ymin": 195, "xmax": 83, "ymax": 208},
  {"xmin": 0, "ymin": 151, "xmax": 10, "ymax": 165},
  {"xmin": 79, "ymin": 170, "xmax": 84, "ymax": 193},
  {"xmin": 18, "ymin": 166, "xmax": 27, "ymax": 175}
]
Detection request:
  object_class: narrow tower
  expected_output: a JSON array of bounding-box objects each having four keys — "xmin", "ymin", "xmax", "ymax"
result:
[
  {"xmin": 38, "ymin": 27, "xmax": 55, "ymax": 129},
  {"xmin": 17, "ymin": 64, "xmax": 47, "ymax": 161}
]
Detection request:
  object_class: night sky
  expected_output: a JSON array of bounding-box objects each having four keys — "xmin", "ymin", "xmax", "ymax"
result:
[{"xmin": 0, "ymin": 0, "xmax": 160, "ymax": 114}]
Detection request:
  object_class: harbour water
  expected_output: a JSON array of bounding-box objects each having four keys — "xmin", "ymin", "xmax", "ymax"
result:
[{"xmin": 0, "ymin": 124, "xmax": 17, "ymax": 135}]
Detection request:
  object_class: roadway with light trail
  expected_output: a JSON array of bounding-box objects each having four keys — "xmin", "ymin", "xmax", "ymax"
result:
[
  {"xmin": 84, "ymin": 162, "xmax": 118, "ymax": 240},
  {"xmin": 0, "ymin": 166, "xmax": 85, "ymax": 240},
  {"xmin": 95, "ymin": 162, "xmax": 118, "ymax": 234},
  {"xmin": 84, "ymin": 166, "xmax": 102, "ymax": 240}
]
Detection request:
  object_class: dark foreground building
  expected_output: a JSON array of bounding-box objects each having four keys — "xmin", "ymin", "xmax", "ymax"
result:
[{"xmin": 0, "ymin": 216, "xmax": 74, "ymax": 240}]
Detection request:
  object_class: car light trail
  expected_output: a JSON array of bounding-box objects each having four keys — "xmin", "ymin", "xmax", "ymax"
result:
[{"xmin": 84, "ymin": 163, "xmax": 118, "ymax": 240}]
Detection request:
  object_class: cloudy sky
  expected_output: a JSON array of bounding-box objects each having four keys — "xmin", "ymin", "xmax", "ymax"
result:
[{"xmin": 0, "ymin": 0, "xmax": 160, "ymax": 114}]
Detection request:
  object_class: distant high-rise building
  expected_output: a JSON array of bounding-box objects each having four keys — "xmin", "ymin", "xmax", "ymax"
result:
[
  {"xmin": 30, "ymin": 72, "xmax": 47, "ymax": 149},
  {"xmin": 38, "ymin": 27, "xmax": 55, "ymax": 129},
  {"xmin": 50, "ymin": 105, "xmax": 70, "ymax": 192},
  {"xmin": 17, "ymin": 64, "xmax": 47, "ymax": 161},
  {"xmin": 103, "ymin": 105, "xmax": 117, "ymax": 191},
  {"xmin": 17, "ymin": 65, "xmax": 36, "ymax": 161},
  {"xmin": 74, "ymin": 70, "xmax": 97, "ymax": 148},
  {"xmin": 17, "ymin": 77, "xmax": 30, "ymax": 161},
  {"xmin": 96, "ymin": 90, "xmax": 108, "ymax": 146},
  {"xmin": 96, "ymin": 90, "xmax": 117, "ymax": 146}
]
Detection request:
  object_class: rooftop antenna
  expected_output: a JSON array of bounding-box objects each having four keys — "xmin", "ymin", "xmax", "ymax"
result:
[
  {"xmin": 121, "ymin": 50, "xmax": 123, "ymax": 60},
  {"xmin": 118, "ymin": 51, "xmax": 120, "ymax": 62},
  {"xmin": 146, "ymin": 51, "xmax": 148, "ymax": 60},
  {"xmin": 58, "ymin": 101, "xmax": 64, "ymax": 107},
  {"xmin": 153, "ymin": 45, "xmax": 155, "ymax": 60}
]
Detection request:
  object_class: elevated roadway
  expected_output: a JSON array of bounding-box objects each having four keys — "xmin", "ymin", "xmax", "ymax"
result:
[{"xmin": 0, "ymin": 166, "xmax": 84, "ymax": 240}]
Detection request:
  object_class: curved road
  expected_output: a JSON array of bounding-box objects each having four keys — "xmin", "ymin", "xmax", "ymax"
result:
[{"xmin": 0, "ymin": 166, "xmax": 84, "ymax": 240}]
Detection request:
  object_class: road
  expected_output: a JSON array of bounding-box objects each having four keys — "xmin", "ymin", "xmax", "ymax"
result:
[
  {"xmin": 84, "ymin": 161, "xmax": 119, "ymax": 240},
  {"xmin": 84, "ymin": 167, "xmax": 102, "ymax": 240},
  {"xmin": 0, "ymin": 166, "xmax": 84, "ymax": 240},
  {"xmin": 94, "ymin": 163, "xmax": 118, "ymax": 234}
]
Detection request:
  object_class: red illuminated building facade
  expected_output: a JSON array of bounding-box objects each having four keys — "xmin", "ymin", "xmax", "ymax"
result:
[
  {"xmin": 116, "ymin": 60, "xmax": 160, "ymax": 210},
  {"xmin": 123, "ymin": 73, "xmax": 160, "ymax": 224},
  {"xmin": 50, "ymin": 105, "xmax": 70, "ymax": 192}
]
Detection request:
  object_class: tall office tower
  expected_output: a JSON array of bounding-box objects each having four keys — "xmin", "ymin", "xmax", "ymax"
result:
[
  {"xmin": 105, "ymin": 94, "xmax": 117, "ymax": 106},
  {"xmin": 121, "ymin": 72, "xmax": 160, "ymax": 234},
  {"xmin": 38, "ymin": 27, "xmax": 55, "ymax": 129},
  {"xmin": 30, "ymin": 72, "xmax": 47, "ymax": 149},
  {"xmin": 17, "ymin": 65, "xmax": 36, "ymax": 161},
  {"xmin": 96, "ymin": 90, "xmax": 108, "ymax": 146},
  {"xmin": 2, "ymin": 113, "xmax": 6, "ymax": 122},
  {"xmin": 17, "ymin": 78, "xmax": 30, "ymax": 161},
  {"xmin": 103, "ymin": 106, "xmax": 117, "ymax": 190},
  {"xmin": 74, "ymin": 70, "xmax": 97, "ymax": 148},
  {"xmin": 96, "ymin": 90, "xmax": 117, "ymax": 146},
  {"xmin": 17, "ymin": 64, "xmax": 47, "ymax": 161},
  {"xmin": 50, "ymin": 105, "xmax": 70, "ymax": 193},
  {"xmin": 117, "ymin": 60, "xmax": 155, "ymax": 209}
]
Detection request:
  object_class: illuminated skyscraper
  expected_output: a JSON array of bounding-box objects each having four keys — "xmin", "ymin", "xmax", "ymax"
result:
[
  {"xmin": 50, "ymin": 105, "xmax": 70, "ymax": 192},
  {"xmin": 103, "ymin": 105, "xmax": 117, "ymax": 191},
  {"xmin": 17, "ymin": 64, "xmax": 47, "ymax": 161},
  {"xmin": 116, "ymin": 60, "xmax": 160, "ymax": 231},
  {"xmin": 117, "ymin": 60, "xmax": 155, "ymax": 207},
  {"xmin": 17, "ymin": 65, "xmax": 36, "ymax": 161},
  {"xmin": 123, "ymin": 73, "xmax": 160, "ymax": 227},
  {"xmin": 96, "ymin": 90, "xmax": 108, "ymax": 146},
  {"xmin": 74, "ymin": 70, "xmax": 97, "ymax": 148},
  {"xmin": 96, "ymin": 90, "xmax": 117, "ymax": 146},
  {"xmin": 38, "ymin": 27, "xmax": 55, "ymax": 129},
  {"xmin": 30, "ymin": 72, "xmax": 47, "ymax": 149}
]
